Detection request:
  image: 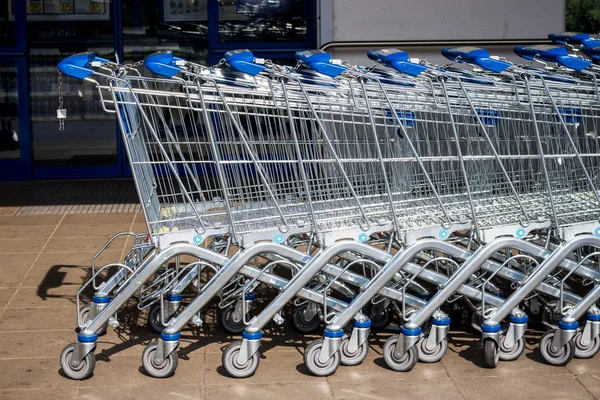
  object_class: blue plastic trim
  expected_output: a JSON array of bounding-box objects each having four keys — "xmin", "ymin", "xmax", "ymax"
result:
[
  {"xmin": 367, "ymin": 48, "xmax": 427, "ymax": 76},
  {"xmin": 58, "ymin": 52, "xmax": 110, "ymax": 80},
  {"xmin": 401, "ymin": 326, "xmax": 422, "ymax": 336},
  {"xmin": 480, "ymin": 323, "xmax": 501, "ymax": 333},
  {"xmin": 324, "ymin": 329, "xmax": 344, "ymax": 338},
  {"xmin": 341, "ymin": 297, "xmax": 354, "ymax": 304},
  {"xmin": 145, "ymin": 51, "xmax": 185, "ymax": 78},
  {"xmin": 242, "ymin": 331, "xmax": 263, "ymax": 340},
  {"xmin": 294, "ymin": 50, "xmax": 347, "ymax": 77},
  {"xmin": 509, "ymin": 315, "xmax": 528, "ymax": 324},
  {"xmin": 548, "ymin": 32, "xmax": 590, "ymax": 45},
  {"xmin": 78, "ymin": 333, "xmax": 98, "ymax": 343},
  {"xmin": 514, "ymin": 45, "xmax": 592, "ymax": 71},
  {"xmin": 587, "ymin": 314, "xmax": 600, "ymax": 322},
  {"xmin": 245, "ymin": 293, "xmax": 256, "ymax": 301},
  {"xmin": 160, "ymin": 332, "xmax": 181, "ymax": 341},
  {"xmin": 224, "ymin": 49, "xmax": 267, "ymax": 76},
  {"xmin": 558, "ymin": 321, "xmax": 579, "ymax": 331},
  {"xmin": 353, "ymin": 319, "xmax": 372, "ymax": 328},
  {"xmin": 431, "ymin": 317, "xmax": 451, "ymax": 326},
  {"xmin": 441, "ymin": 47, "xmax": 511, "ymax": 73},
  {"xmin": 165, "ymin": 294, "xmax": 184, "ymax": 302},
  {"xmin": 92, "ymin": 295, "xmax": 111, "ymax": 304}
]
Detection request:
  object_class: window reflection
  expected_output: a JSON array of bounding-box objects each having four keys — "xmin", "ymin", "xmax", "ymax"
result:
[
  {"xmin": 123, "ymin": 0, "xmax": 208, "ymax": 65},
  {"xmin": 0, "ymin": 62, "xmax": 19, "ymax": 158},
  {"xmin": 219, "ymin": 0, "xmax": 309, "ymax": 43}
]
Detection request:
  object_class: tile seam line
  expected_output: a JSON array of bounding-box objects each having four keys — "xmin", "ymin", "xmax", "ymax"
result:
[
  {"xmin": 440, "ymin": 360, "xmax": 468, "ymax": 400},
  {"xmin": 3, "ymin": 215, "xmax": 67, "ymax": 313},
  {"xmin": 567, "ymin": 364, "xmax": 599, "ymax": 400}
]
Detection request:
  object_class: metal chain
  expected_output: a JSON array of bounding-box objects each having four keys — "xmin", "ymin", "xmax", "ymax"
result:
[{"xmin": 57, "ymin": 70, "xmax": 65, "ymax": 131}]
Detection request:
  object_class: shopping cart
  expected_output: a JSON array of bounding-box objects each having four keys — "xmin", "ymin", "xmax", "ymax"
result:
[{"xmin": 55, "ymin": 37, "xmax": 600, "ymax": 382}]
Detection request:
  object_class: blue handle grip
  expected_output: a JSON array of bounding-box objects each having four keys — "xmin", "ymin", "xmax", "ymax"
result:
[
  {"xmin": 224, "ymin": 49, "xmax": 267, "ymax": 76},
  {"xmin": 514, "ymin": 45, "xmax": 592, "ymax": 71},
  {"xmin": 548, "ymin": 32, "xmax": 590, "ymax": 45},
  {"xmin": 367, "ymin": 49, "xmax": 427, "ymax": 76},
  {"xmin": 583, "ymin": 45, "xmax": 600, "ymax": 62},
  {"xmin": 57, "ymin": 52, "xmax": 109, "ymax": 80},
  {"xmin": 441, "ymin": 47, "xmax": 511, "ymax": 73},
  {"xmin": 145, "ymin": 51, "xmax": 186, "ymax": 78},
  {"xmin": 294, "ymin": 50, "xmax": 347, "ymax": 77}
]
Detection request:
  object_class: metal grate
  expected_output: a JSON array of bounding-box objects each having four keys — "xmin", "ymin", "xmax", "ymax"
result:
[{"xmin": 16, "ymin": 179, "xmax": 141, "ymax": 215}]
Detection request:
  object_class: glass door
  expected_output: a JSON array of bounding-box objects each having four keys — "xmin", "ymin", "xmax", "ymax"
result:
[
  {"xmin": 0, "ymin": 2, "xmax": 30, "ymax": 181},
  {"xmin": 27, "ymin": 0, "xmax": 121, "ymax": 179}
]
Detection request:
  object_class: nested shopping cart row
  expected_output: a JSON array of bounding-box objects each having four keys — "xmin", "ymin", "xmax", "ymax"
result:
[{"xmin": 56, "ymin": 32, "xmax": 600, "ymax": 381}]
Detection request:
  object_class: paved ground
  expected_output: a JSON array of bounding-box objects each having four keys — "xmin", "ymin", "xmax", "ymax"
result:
[{"xmin": 1, "ymin": 181, "xmax": 600, "ymax": 400}]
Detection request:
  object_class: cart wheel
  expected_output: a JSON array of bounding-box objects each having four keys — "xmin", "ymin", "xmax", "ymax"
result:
[
  {"xmin": 417, "ymin": 335, "xmax": 448, "ymax": 363},
  {"xmin": 142, "ymin": 342, "xmax": 178, "ymax": 378},
  {"xmin": 222, "ymin": 340, "xmax": 260, "ymax": 378},
  {"xmin": 221, "ymin": 306, "xmax": 252, "ymax": 334},
  {"xmin": 365, "ymin": 303, "xmax": 393, "ymax": 329},
  {"xmin": 304, "ymin": 339, "xmax": 341, "ymax": 376},
  {"xmin": 498, "ymin": 334, "xmax": 525, "ymax": 361},
  {"xmin": 382, "ymin": 335, "xmax": 418, "ymax": 372},
  {"xmin": 78, "ymin": 305, "xmax": 107, "ymax": 335},
  {"xmin": 148, "ymin": 306, "xmax": 167, "ymax": 333},
  {"xmin": 483, "ymin": 339, "xmax": 499, "ymax": 368},
  {"xmin": 292, "ymin": 303, "xmax": 321, "ymax": 334},
  {"xmin": 60, "ymin": 343, "xmax": 95, "ymax": 380},
  {"xmin": 340, "ymin": 335, "xmax": 369, "ymax": 366},
  {"xmin": 539, "ymin": 330, "xmax": 575, "ymax": 366},
  {"xmin": 574, "ymin": 331, "xmax": 600, "ymax": 359}
]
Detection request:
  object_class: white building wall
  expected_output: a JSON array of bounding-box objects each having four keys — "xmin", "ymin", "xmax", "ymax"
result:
[{"xmin": 320, "ymin": 0, "xmax": 565, "ymax": 65}]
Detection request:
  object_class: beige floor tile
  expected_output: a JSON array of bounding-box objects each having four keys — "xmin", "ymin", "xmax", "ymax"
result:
[
  {"xmin": 76, "ymin": 385, "xmax": 201, "ymax": 400},
  {"xmin": 0, "ymin": 387, "xmax": 77, "ymax": 400},
  {"xmin": 0, "ymin": 254, "xmax": 38, "ymax": 270},
  {"xmin": 0, "ymin": 215, "xmax": 63, "ymax": 227},
  {"xmin": 22, "ymin": 265, "xmax": 90, "ymax": 289},
  {"xmin": 0, "ymin": 307, "xmax": 75, "ymax": 332},
  {"xmin": 0, "ymin": 226, "xmax": 57, "ymax": 240},
  {"xmin": 0, "ymin": 358, "xmax": 80, "ymax": 389},
  {"xmin": 329, "ymin": 377, "xmax": 464, "ymax": 400},
  {"xmin": 0, "ymin": 330, "xmax": 74, "ymax": 359},
  {"xmin": 455, "ymin": 374, "xmax": 592, "ymax": 400},
  {"xmin": 0, "ymin": 206, "xmax": 21, "ymax": 216},
  {"xmin": 205, "ymin": 381, "xmax": 333, "ymax": 400},
  {"xmin": 61, "ymin": 214, "xmax": 136, "ymax": 226},
  {"xmin": 53, "ymin": 225, "xmax": 137, "ymax": 239},
  {"xmin": 0, "ymin": 288, "xmax": 18, "ymax": 308},
  {"xmin": 571, "ymin": 373, "xmax": 600, "ymax": 399},
  {"xmin": 31, "ymin": 251, "xmax": 123, "ymax": 270},
  {"xmin": 0, "ymin": 269, "xmax": 30, "ymax": 288},
  {"xmin": 9, "ymin": 286, "xmax": 85, "ymax": 308},
  {"xmin": 44, "ymin": 237, "xmax": 121, "ymax": 254},
  {"xmin": 0, "ymin": 239, "xmax": 47, "ymax": 254}
]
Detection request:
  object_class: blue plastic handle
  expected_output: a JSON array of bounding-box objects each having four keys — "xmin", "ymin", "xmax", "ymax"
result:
[
  {"xmin": 548, "ymin": 32, "xmax": 591, "ymax": 45},
  {"xmin": 294, "ymin": 50, "xmax": 347, "ymax": 77},
  {"xmin": 224, "ymin": 49, "xmax": 267, "ymax": 76},
  {"xmin": 441, "ymin": 47, "xmax": 511, "ymax": 73},
  {"xmin": 582, "ymin": 45, "xmax": 600, "ymax": 62},
  {"xmin": 514, "ymin": 45, "xmax": 592, "ymax": 71},
  {"xmin": 145, "ymin": 51, "xmax": 186, "ymax": 78},
  {"xmin": 57, "ymin": 52, "xmax": 109, "ymax": 80},
  {"xmin": 367, "ymin": 49, "xmax": 427, "ymax": 76}
]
